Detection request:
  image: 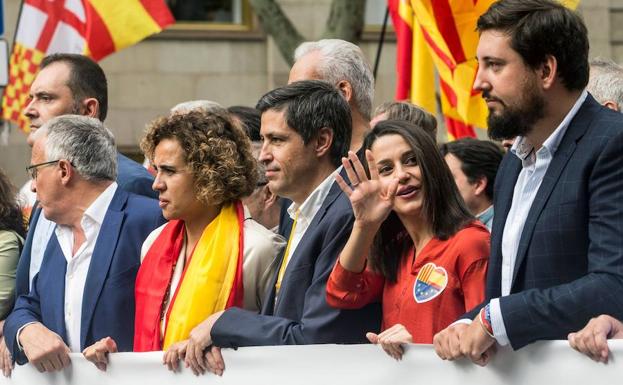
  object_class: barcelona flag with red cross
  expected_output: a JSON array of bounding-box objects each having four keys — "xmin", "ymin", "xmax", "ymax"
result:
[{"xmin": 2, "ymin": 0, "xmax": 175, "ymax": 132}]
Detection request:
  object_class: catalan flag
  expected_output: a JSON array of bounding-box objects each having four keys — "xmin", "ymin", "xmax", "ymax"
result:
[
  {"xmin": 2, "ymin": 0, "xmax": 175, "ymax": 131},
  {"xmin": 389, "ymin": 0, "xmax": 579, "ymax": 141}
]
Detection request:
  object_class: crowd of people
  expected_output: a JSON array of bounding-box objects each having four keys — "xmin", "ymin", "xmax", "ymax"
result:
[{"xmin": 0, "ymin": 0, "xmax": 622, "ymax": 378}]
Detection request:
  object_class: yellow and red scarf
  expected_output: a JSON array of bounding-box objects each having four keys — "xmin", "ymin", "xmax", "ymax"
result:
[{"xmin": 134, "ymin": 201, "xmax": 244, "ymax": 351}]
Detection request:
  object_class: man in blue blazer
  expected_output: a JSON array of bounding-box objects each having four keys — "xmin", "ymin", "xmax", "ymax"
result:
[
  {"xmin": 4, "ymin": 115, "xmax": 163, "ymax": 372},
  {"xmin": 170, "ymin": 81, "xmax": 380, "ymax": 376},
  {"xmin": 433, "ymin": 0, "xmax": 623, "ymax": 365}
]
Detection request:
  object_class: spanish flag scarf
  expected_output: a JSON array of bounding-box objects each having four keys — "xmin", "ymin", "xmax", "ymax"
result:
[{"xmin": 134, "ymin": 201, "xmax": 245, "ymax": 351}]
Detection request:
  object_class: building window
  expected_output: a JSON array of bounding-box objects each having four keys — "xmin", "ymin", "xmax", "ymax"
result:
[
  {"xmin": 365, "ymin": 0, "xmax": 388, "ymax": 28},
  {"xmin": 166, "ymin": 0, "xmax": 244, "ymax": 24},
  {"xmin": 160, "ymin": 0, "xmax": 258, "ymax": 37}
]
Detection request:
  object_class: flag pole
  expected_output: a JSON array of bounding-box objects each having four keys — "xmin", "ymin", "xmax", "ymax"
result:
[{"xmin": 373, "ymin": 5, "xmax": 390, "ymax": 82}]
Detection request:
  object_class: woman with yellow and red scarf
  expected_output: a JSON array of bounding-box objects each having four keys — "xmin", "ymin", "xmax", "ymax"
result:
[{"xmin": 82, "ymin": 109, "xmax": 283, "ymax": 373}]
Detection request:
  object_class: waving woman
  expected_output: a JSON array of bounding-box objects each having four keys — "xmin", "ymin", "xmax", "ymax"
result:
[{"xmin": 326, "ymin": 120, "xmax": 490, "ymax": 359}]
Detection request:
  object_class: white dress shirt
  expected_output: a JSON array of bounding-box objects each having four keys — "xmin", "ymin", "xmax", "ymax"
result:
[
  {"xmin": 489, "ymin": 91, "xmax": 588, "ymax": 346},
  {"xmin": 282, "ymin": 171, "xmax": 337, "ymax": 270},
  {"xmin": 56, "ymin": 182, "xmax": 118, "ymax": 352}
]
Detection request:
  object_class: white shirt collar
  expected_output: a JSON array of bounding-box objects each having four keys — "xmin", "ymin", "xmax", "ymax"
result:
[
  {"xmin": 287, "ymin": 171, "xmax": 337, "ymax": 224},
  {"xmin": 511, "ymin": 90, "xmax": 588, "ymax": 161},
  {"xmin": 83, "ymin": 182, "xmax": 119, "ymax": 226}
]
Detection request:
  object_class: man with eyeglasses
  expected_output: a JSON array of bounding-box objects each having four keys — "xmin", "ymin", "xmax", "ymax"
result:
[{"xmin": 4, "ymin": 115, "xmax": 164, "ymax": 374}]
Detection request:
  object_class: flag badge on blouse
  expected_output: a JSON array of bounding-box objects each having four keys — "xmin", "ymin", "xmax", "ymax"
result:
[{"xmin": 413, "ymin": 262, "xmax": 448, "ymax": 303}]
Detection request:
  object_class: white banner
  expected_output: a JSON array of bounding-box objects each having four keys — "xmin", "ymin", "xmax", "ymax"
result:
[{"xmin": 4, "ymin": 340, "xmax": 622, "ymax": 385}]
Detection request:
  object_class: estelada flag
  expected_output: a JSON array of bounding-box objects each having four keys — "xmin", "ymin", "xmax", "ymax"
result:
[
  {"xmin": 2, "ymin": 0, "xmax": 175, "ymax": 131},
  {"xmin": 389, "ymin": 0, "xmax": 579, "ymax": 141}
]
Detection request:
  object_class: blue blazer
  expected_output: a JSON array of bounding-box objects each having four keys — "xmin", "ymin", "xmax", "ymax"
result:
[
  {"xmin": 4, "ymin": 188, "xmax": 164, "ymax": 363},
  {"xmin": 465, "ymin": 95, "xmax": 623, "ymax": 349},
  {"xmin": 14, "ymin": 153, "xmax": 156, "ymax": 300},
  {"xmin": 212, "ymin": 182, "xmax": 382, "ymax": 347}
]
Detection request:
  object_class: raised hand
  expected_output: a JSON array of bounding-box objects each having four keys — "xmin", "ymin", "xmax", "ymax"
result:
[{"xmin": 335, "ymin": 150, "xmax": 399, "ymax": 229}]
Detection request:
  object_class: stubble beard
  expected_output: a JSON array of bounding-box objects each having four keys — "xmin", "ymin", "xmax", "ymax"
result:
[{"xmin": 486, "ymin": 86, "xmax": 546, "ymax": 141}]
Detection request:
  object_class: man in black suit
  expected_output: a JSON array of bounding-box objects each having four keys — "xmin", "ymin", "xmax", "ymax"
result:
[{"xmin": 433, "ymin": 0, "xmax": 623, "ymax": 365}]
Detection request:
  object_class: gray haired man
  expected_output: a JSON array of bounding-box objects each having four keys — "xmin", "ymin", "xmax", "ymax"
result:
[
  {"xmin": 3, "ymin": 115, "xmax": 164, "ymax": 373},
  {"xmin": 289, "ymin": 39, "xmax": 374, "ymax": 151}
]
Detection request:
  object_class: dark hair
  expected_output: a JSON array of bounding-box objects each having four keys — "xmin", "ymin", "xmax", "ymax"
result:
[
  {"xmin": 477, "ymin": 0, "xmax": 589, "ymax": 91},
  {"xmin": 0, "ymin": 169, "xmax": 26, "ymax": 238},
  {"xmin": 228, "ymin": 105, "xmax": 261, "ymax": 142},
  {"xmin": 363, "ymin": 120, "xmax": 473, "ymax": 282},
  {"xmin": 256, "ymin": 80, "xmax": 351, "ymax": 167},
  {"xmin": 374, "ymin": 101, "xmax": 438, "ymax": 141},
  {"xmin": 41, "ymin": 53, "xmax": 108, "ymax": 121},
  {"xmin": 439, "ymin": 138, "xmax": 504, "ymax": 201},
  {"xmin": 141, "ymin": 110, "xmax": 258, "ymax": 206}
]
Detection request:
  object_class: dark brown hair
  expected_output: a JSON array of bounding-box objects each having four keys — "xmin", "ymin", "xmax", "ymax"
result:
[
  {"xmin": 477, "ymin": 0, "xmax": 589, "ymax": 91},
  {"xmin": 0, "ymin": 169, "xmax": 26, "ymax": 238},
  {"xmin": 363, "ymin": 120, "xmax": 473, "ymax": 282}
]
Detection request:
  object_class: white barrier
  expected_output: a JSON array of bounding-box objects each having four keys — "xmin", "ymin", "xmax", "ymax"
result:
[{"xmin": 5, "ymin": 340, "xmax": 622, "ymax": 385}]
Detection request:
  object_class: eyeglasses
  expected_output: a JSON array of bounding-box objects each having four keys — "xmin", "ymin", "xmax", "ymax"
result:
[{"xmin": 26, "ymin": 160, "xmax": 61, "ymax": 180}]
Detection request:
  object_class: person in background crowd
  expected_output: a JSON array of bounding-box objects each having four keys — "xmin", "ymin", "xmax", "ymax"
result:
[
  {"xmin": 188, "ymin": 80, "xmax": 381, "ymax": 376},
  {"xmin": 371, "ymin": 101, "xmax": 438, "ymax": 142},
  {"xmin": 83, "ymin": 110, "xmax": 283, "ymax": 373},
  {"xmin": 326, "ymin": 120, "xmax": 489, "ymax": 360},
  {"xmin": 439, "ymin": 138, "xmax": 504, "ymax": 231},
  {"xmin": 433, "ymin": 0, "xmax": 623, "ymax": 366},
  {"xmin": 0, "ymin": 169, "xmax": 25, "ymax": 377},
  {"xmin": 229, "ymin": 105, "xmax": 283, "ymax": 232},
  {"xmin": 289, "ymin": 39, "xmax": 374, "ymax": 152},
  {"xmin": 587, "ymin": 57, "xmax": 623, "ymax": 112},
  {"xmin": 4, "ymin": 115, "xmax": 164, "ymax": 374}
]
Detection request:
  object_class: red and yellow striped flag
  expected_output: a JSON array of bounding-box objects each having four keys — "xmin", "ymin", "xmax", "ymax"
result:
[
  {"xmin": 2, "ymin": 0, "xmax": 175, "ymax": 131},
  {"xmin": 389, "ymin": 0, "xmax": 579, "ymax": 141}
]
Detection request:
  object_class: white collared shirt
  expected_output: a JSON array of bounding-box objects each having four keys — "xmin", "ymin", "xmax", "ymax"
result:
[
  {"xmin": 56, "ymin": 182, "xmax": 118, "ymax": 352},
  {"xmin": 29, "ymin": 213, "xmax": 56, "ymax": 290},
  {"xmin": 489, "ymin": 91, "xmax": 588, "ymax": 346},
  {"xmin": 282, "ymin": 171, "xmax": 337, "ymax": 271}
]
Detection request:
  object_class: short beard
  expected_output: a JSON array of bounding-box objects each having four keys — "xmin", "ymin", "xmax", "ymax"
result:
[{"xmin": 486, "ymin": 92, "xmax": 546, "ymax": 141}]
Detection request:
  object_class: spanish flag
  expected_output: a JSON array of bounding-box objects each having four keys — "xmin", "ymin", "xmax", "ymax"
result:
[
  {"xmin": 2, "ymin": 0, "xmax": 175, "ymax": 131},
  {"xmin": 389, "ymin": 0, "xmax": 579, "ymax": 141}
]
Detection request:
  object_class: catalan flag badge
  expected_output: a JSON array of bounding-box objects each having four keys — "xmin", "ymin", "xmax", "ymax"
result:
[{"xmin": 413, "ymin": 262, "xmax": 448, "ymax": 303}]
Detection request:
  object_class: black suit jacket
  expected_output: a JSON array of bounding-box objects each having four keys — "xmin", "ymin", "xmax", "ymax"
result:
[
  {"xmin": 212, "ymin": 182, "xmax": 381, "ymax": 347},
  {"xmin": 465, "ymin": 95, "xmax": 623, "ymax": 349}
]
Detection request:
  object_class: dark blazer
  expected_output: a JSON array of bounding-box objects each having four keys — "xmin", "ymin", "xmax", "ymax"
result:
[
  {"xmin": 4, "ymin": 188, "xmax": 164, "ymax": 363},
  {"xmin": 13, "ymin": 153, "xmax": 156, "ymax": 300},
  {"xmin": 465, "ymin": 95, "xmax": 623, "ymax": 349},
  {"xmin": 116, "ymin": 153, "xmax": 157, "ymax": 200},
  {"xmin": 212, "ymin": 182, "xmax": 382, "ymax": 347}
]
